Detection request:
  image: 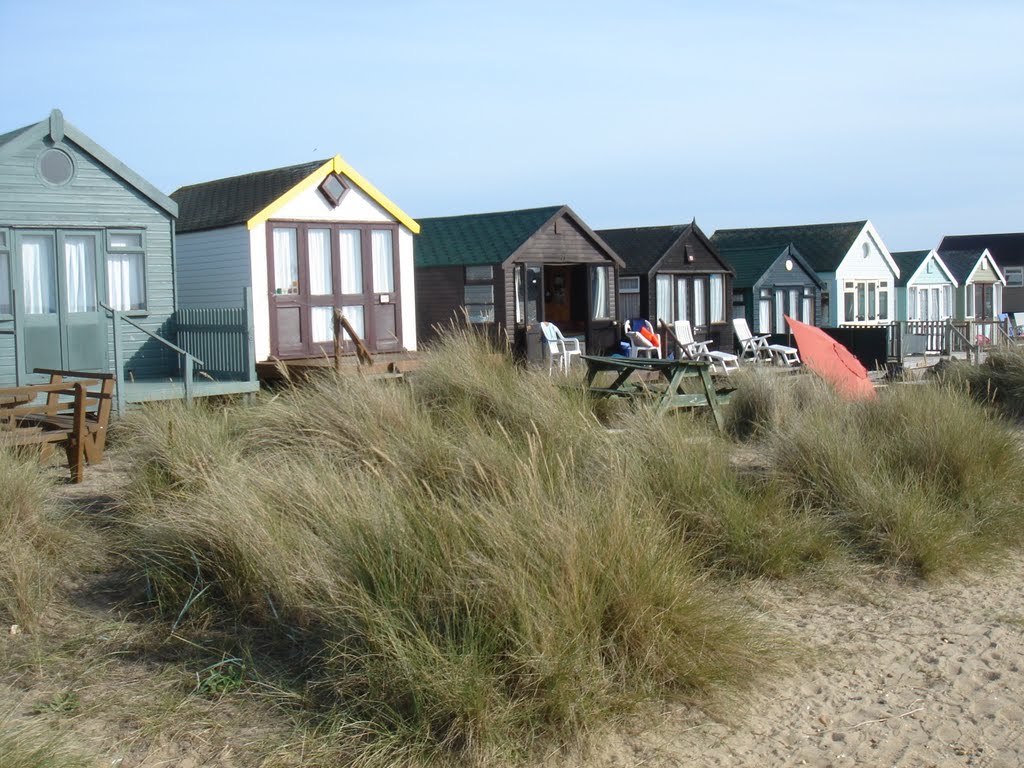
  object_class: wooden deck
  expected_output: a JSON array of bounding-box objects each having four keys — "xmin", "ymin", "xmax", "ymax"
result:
[
  {"xmin": 121, "ymin": 377, "xmax": 259, "ymax": 404},
  {"xmin": 256, "ymin": 351, "xmax": 424, "ymax": 381}
]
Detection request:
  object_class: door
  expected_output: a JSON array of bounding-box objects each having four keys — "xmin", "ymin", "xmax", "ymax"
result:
[
  {"xmin": 368, "ymin": 228, "xmax": 400, "ymax": 352},
  {"xmin": 17, "ymin": 229, "xmax": 106, "ymax": 380}
]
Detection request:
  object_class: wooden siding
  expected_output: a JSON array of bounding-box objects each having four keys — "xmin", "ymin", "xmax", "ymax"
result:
[
  {"xmin": 416, "ymin": 265, "xmax": 471, "ymax": 343},
  {"xmin": 176, "ymin": 226, "xmax": 250, "ymax": 308},
  {"xmin": 509, "ymin": 213, "xmax": 611, "ymax": 265},
  {"xmin": 0, "ymin": 326, "xmax": 15, "ymax": 386},
  {"xmin": 0, "ymin": 135, "xmax": 176, "ymax": 382},
  {"xmin": 752, "ymin": 254, "xmax": 822, "ymax": 331}
]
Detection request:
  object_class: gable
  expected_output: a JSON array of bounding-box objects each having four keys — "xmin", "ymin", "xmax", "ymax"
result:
[
  {"xmin": 654, "ymin": 226, "xmax": 731, "ymax": 274},
  {"xmin": 970, "ymin": 252, "xmax": 1005, "ymax": 284},
  {"xmin": 0, "ymin": 109, "xmax": 176, "ymax": 219},
  {"xmin": 509, "ymin": 211, "xmax": 622, "ymax": 266},
  {"xmin": 836, "ymin": 224, "xmax": 898, "ymax": 281}
]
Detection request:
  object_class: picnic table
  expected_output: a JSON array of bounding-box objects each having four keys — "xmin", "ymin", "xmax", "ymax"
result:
[{"xmin": 581, "ymin": 355, "xmax": 733, "ymax": 430}]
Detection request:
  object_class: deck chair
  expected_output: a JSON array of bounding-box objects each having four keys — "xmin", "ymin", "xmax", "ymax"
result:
[
  {"xmin": 734, "ymin": 317, "xmax": 800, "ymax": 366},
  {"xmin": 540, "ymin": 321, "xmax": 582, "ymax": 375},
  {"xmin": 732, "ymin": 318, "xmax": 771, "ymax": 361},
  {"xmin": 1013, "ymin": 313, "xmax": 1024, "ymax": 338},
  {"xmin": 623, "ymin": 319, "xmax": 661, "ymax": 359},
  {"xmin": 668, "ymin": 320, "xmax": 740, "ymax": 375}
]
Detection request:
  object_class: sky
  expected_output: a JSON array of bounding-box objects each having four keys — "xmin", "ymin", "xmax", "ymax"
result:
[{"xmin": 2, "ymin": 0, "xmax": 1022, "ymax": 250}]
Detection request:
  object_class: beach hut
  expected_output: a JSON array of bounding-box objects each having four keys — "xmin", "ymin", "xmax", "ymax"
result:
[
  {"xmin": 171, "ymin": 157, "xmax": 420, "ymax": 365},
  {"xmin": 936, "ymin": 248, "xmax": 1006, "ymax": 327},
  {"xmin": 597, "ymin": 221, "xmax": 735, "ymax": 352},
  {"xmin": 415, "ymin": 205, "xmax": 624, "ymax": 359},
  {"xmin": 939, "ymin": 233, "xmax": 1024, "ymax": 313},
  {"xmin": 890, "ymin": 249, "xmax": 957, "ymax": 322},
  {"xmin": 0, "ymin": 109, "xmax": 257, "ymax": 407},
  {"xmin": 713, "ymin": 242, "xmax": 824, "ymax": 336},
  {"xmin": 710, "ymin": 221, "xmax": 899, "ymax": 328}
]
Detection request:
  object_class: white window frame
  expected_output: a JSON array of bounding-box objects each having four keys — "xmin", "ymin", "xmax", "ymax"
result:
[
  {"xmin": 841, "ymin": 278, "xmax": 890, "ymax": 325},
  {"xmin": 105, "ymin": 228, "xmax": 148, "ymax": 312},
  {"xmin": 1004, "ymin": 266, "xmax": 1023, "ymax": 288}
]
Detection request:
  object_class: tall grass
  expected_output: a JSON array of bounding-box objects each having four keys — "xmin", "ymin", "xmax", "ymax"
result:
[
  {"xmin": 115, "ymin": 328, "xmax": 775, "ymax": 765},
  {"xmin": 938, "ymin": 344, "xmax": 1024, "ymax": 419},
  {"xmin": 0, "ymin": 449, "xmax": 83, "ymax": 630},
  {"xmin": 0, "ymin": 718, "xmax": 92, "ymax": 768}
]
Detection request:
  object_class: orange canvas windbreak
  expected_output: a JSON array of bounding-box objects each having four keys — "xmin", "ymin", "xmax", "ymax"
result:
[{"xmin": 784, "ymin": 315, "xmax": 877, "ymax": 401}]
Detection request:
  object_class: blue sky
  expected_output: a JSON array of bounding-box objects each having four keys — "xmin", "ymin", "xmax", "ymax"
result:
[{"xmin": 3, "ymin": 0, "xmax": 1022, "ymax": 249}]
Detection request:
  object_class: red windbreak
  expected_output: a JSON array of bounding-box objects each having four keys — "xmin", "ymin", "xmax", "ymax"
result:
[{"xmin": 784, "ymin": 315, "xmax": 877, "ymax": 401}]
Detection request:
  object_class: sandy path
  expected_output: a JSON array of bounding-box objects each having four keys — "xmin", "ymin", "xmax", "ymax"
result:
[{"xmin": 594, "ymin": 556, "xmax": 1024, "ymax": 767}]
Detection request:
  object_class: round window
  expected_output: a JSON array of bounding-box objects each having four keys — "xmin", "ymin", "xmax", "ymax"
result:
[
  {"xmin": 39, "ymin": 148, "xmax": 74, "ymax": 185},
  {"xmin": 785, "ymin": 259, "xmax": 794, "ymax": 271}
]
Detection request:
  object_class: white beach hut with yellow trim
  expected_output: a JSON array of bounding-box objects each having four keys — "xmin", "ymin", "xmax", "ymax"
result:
[{"xmin": 171, "ymin": 156, "xmax": 420, "ymax": 363}]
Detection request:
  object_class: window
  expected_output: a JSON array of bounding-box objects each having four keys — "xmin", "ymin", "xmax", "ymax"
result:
[
  {"xmin": 307, "ymin": 229, "xmax": 332, "ymax": 295},
  {"xmin": 759, "ymin": 289, "xmax": 771, "ymax": 333},
  {"xmin": 21, "ymin": 234, "xmax": 57, "ymax": 314},
  {"xmin": 1005, "ymin": 267, "xmax": 1023, "ymax": 287},
  {"xmin": 0, "ymin": 229, "xmax": 9, "ymax": 315},
  {"xmin": 318, "ymin": 172, "xmax": 349, "ymax": 207},
  {"xmin": 676, "ymin": 278, "xmax": 688, "ymax": 324},
  {"xmin": 774, "ymin": 290, "xmax": 785, "ymax": 334},
  {"xmin": 338, "ymin": 229, "xmax": 362, "ymax": 294},
  {"xmin": 371, "ymin": 229, "xmax": 394, "ymax": 293},
  {"xmin": 106, "ymin": 230, "xmax": 147, "ymax": 311},
  {"xmin": 802, "ymin": 289, "xmax": 814, "ymax": 324},
  {"xmin": 709, "ymin": 274, "xmax": 725, "ymax": 323},
  {"xmin": 464, "ymin": 265, "xmax": 495, "ymax": 324},
  {"xmin": 908, "ymin": 287, "xmax": 918, "ymax": 320},
  {"xmin": 64, "ymin": 234, "xmax": 97, "ymax": 313},
  {"xmin": 619, "ymin": 275, "xmax": 640, "ymax": 321},
  {"xmin": 841, "ymin": 278, "xmax": 890, "ymax": 324},
  {"xmin": 692, "ymin": 278, "xmax": 706, "ymax": 326},
  {"xmin": 966, "ymin": 285, "xmax": 975, "ymax": 318},
  {"xmin": 271, "ymin": 227, "xmax": 298, "ymax": 295},
  {"xmin": 39, "ymin": 147, "xmax": 74, "ymax": 185},
  {"xmin": 655, "ymin": 275, "xmax": 673, "ymax": 323},
  {"xmin": 591, "ymin": 265, "xmax": 610, "ymax": 320}
]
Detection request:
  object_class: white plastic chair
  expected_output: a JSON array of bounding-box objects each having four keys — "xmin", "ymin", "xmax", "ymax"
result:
[
  {"xmin": 624, "ymin": 319, "xmax": 662, "ymax": 359},
  {"xmin": 732, "ymin": 318, "xmax": 772, "ymax": 362},
  {"xmin": 540, "ymin": 321, "xmax": 582, "ymax": 375},
  {"xmin": 672, "ymin": 320, "xmax": 740, "ymax": 375}
]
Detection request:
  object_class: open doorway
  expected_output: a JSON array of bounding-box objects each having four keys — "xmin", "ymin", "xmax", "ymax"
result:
[{"xmin": 543, "ymin": 264, "xmax": 588, "ymax": 334}]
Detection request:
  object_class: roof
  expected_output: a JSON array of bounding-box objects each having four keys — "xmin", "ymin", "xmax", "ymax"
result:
[
  {"xmin": 939, "ymin": 232, "xmax": 1024, "ymax": 268},
  {"xmin": 890, "ymin": 250, "xmax": 931, "ymax": 287},
  {"xmin": 415, "ymin": 206, "xmax": 564, "ymax": 267},
  {"xmin": 171, "ymin": 155, "xmax": 420, "ymax": 235},
  {"xmin": 172, "ymin": 160, "xmax": 326, "ymax": 233},
  {"xmin": 596, "ymin": 225, "xmax": 689, "ymax": 275},
  {"xmin": 0, "ymin": 109, "xmax": 177, "ymax": 218},
  {"xmin": 710, "ymin": 221, "xmax": 868, "ymax": 273},
  {"xmin": 716, "ymin": 243, "xmax": 824, "ymax": 289},
  {"xmin": 937, "ymin": 249, "xmax": 996, "ymax": 284}
]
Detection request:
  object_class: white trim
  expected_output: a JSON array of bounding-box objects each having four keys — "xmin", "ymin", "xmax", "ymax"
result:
[
  {"xmin": 965, "ymin": 248, "xmax": 1007, "ymax": 286},
  {"xmin": 906, "ymin": 249, "xmax": 959, "ymax": 288}
]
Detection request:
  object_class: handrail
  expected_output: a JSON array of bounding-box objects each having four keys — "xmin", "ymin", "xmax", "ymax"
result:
[
  {"xmin": 101, "ymin": 302, "xmax": 204, "ymax": 414},
  {"xmin": 947, "ymin": 320, "xmax": 980, "ymax": 365},
  {"xmin": 99, "ymin": 302, "xmax": 203, "ymax": 364}
]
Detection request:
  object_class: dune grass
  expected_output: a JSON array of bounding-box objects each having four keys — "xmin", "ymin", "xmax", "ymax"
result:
[
  {"xmin": 938, "ymin": 344, "xmax": 1024, "ymax": 420},
  {"xmin": 114, "ymin": 328, "xmax": 776, "ymax": 765},
  {"xmin": 0, "ymin": 449, "xmax": 86, "ymax": 631},
  {"xmin": 106, "ymin": 328, "xmax": 1024, "ymax": 763},
  {"xmin": 0, "ymin": 718, "xmax": 92, "ymax": 768}
]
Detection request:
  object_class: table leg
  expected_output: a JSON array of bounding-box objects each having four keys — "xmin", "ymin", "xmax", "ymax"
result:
[{"xmin": 699, "ymin": 366, "xmax": 725, "ymax": 432}]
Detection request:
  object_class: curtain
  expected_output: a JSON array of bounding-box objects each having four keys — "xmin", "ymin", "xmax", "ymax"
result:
[
  {"xmin": 656, "ymin": 275, "xmax": 673, "ymax": 323},
  {"xmin": 710, "ymin": 275, "xmax": 724, "ymax": 322},
  {"xmin": 371, "ymin": 230, "xmax": 394, "ymax": 293},
  {"xmin": 693, "ymin": 278, "xmax": 706, "ymax": 326},
  {"xmin": 311, "ymin": 306, "xmax": 333, "ymax": 343},
  {"xmin": 308, "ymin": 229, "xmax": 332, "ymax": 295},
  {"xmin": 591, "ymin": 266, "xmax": 608, "ymax": 320},
  {"xmin": 340, "ymin": 305, "xmax": 365, "ymax": 341},
  {"xmin": 995, "ymin": 283, "xmax": 1003, "ymax": 317},
  {"xmin": 273, "ymin": 228, "xmax": 298, "ymax": 294},
  {"xmin": 802, "ymin": 294, "xmax": 813, "ymax": 324},
  {"xmin": 64, "ymin": 236, "xmax": 96, "ymax": 313},
  {"xmin": 0, "ymin": 253, "xmax": 9, "ymax": 314},
  {"xmin": 676, "ymin": 278, "xmax": 688, "ymax": 324},
  {"xmin": 21, "ymin": 236, "xmax": 56, "ymax": 314},
  {"xmin": 107, "ymin": 252, "xmax": 145, "ymax": 311},
  {"xmin": 774, "ymin": 290, "xmax": 785, "ymax": 334},
  {"xmin": 758, "ymin": 293, "xmax": 770, "ymax": 333},
  {"xmin": 339, "ymin": 229, "xmax": 362, "ymax": 294}
]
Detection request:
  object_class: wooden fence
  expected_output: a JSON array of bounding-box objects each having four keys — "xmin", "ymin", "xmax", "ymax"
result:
[{"xmin": 174, "ymin": 288, "xmax": 256, "ymax": 382}]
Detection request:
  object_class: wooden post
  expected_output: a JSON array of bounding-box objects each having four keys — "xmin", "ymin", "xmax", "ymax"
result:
[
  {"xmin": 332, "ymin": 308, "xmax": 343, "ymax": 374},
  {"xmin": 184, "ymin": 355, "xmax": 194, "ymax": 405},
  {"xmin": 111, "ymin": 309, "xmax": 126, "ymax": 417},
  {"xmin": 243, "ymin": 287, "xmax": 257, "ymax": 384}
]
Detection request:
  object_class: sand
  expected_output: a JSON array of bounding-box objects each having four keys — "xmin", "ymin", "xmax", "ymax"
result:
[{"xmin": 591, "ymin": 556, "xmax": 1024, "ymax": 767}]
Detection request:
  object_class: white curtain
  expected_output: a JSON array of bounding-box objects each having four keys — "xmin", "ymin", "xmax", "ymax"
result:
[
  {"xmin": 676, "ymin": 278, "xmax": 688, "ymax": 324},
  {"xmin": 21, "ymin": 236, "xmax": 56, "ymax": 314},
  {"xmin": 64, "ymin": 236, "xmax": 96, "ymax": 313},
  {"xmin": 311, "ymin": 306, "xmax": 334, "ymax": 343},
  {"xmin": 694, "ymin": 278, "xmax": 706, "ymax": 326},
  {"xmin": 710, "ymin": 275, "xmax": 724, "ymax": 322},
  {"xmin": 371, "ymin": 229, "xmax": 394, "ymax": 293},
  {"xmin": 591, "ymin": 266, "xmax": 608, "ymax": 320},
  {"xmin": 758, "ymin": 295, "xmax": 770, "ymax": 332},
  {"xmin": 307, "ymin": 229, "xmax": 332, "ymax": 295},
  {"xmin": 0, "ymin": 253, "xmax": 9, "ymax": 314},
  {"xmin": 273, "ymin": 228, "xmax": 298, "ymax": 294},
  {"xmin": 339, "ymin": 229, "xmax": 362, "ymax": 294},
  {"xmin": 341, "ymin": 305, "xmax": 365, "ymax": 341},
  {"xmin": 107, "ymin": 252, "xmax": 145, "ymax": 311},
  {"xmin": 802, "ymin": 294, "xmax": 813, "ymax": 324},
  {"xmin": 774, "ymin": 290, "xmax": 785, "ymax": 334},
  {"xmin": 995, "ymin": 283, "xmax": 1003, "ymax": 317},
  {"xmin": 656, "ymin": 275, "xmax": 673, "ymax": 323}
]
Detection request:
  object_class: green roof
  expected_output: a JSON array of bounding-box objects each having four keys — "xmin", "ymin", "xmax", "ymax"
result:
[
  {"xmin": 718, "ymin": 244, "xmax": 788, "ymax": 288},
  {"xmin": 171, "ymin": 159, "xmax": 328, "ymax": 234},
  {"xmin": 889, "ymin": 250, "xmax": 930, "ymax": 287},
  {"xmin": 596, "ymin": 225, "xmax": 689, "ymax": 275},
  {"xmin": 711, "ymin": 221, "xmax": 867, "ymax": 273},
  {"xmin": 415, "ymin": 206, "xmax": 563, "ymax": 267}
]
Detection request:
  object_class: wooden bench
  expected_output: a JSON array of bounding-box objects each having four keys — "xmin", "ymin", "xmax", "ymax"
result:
[{"xmin": 0, "ymin": 369, "xmax": 115, "ymax": 483}]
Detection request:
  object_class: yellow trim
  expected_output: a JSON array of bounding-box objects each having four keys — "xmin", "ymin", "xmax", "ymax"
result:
[{"xmin": 245, "ymin": 155, "xmax": 420, "ymax": 234}]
